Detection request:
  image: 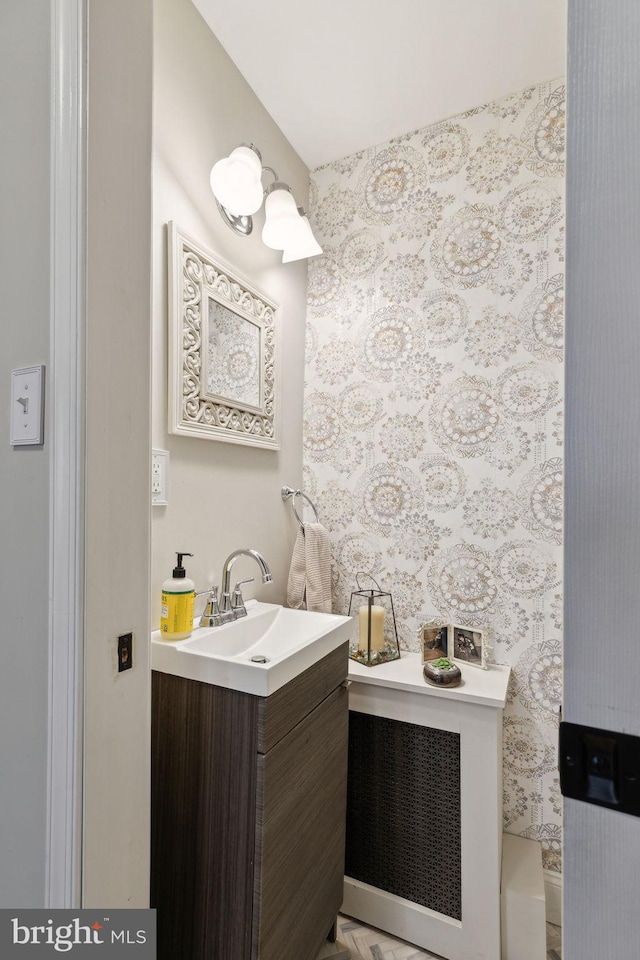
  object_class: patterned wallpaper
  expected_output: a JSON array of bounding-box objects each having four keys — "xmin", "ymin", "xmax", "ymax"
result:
[{"xmin": 303, "ymin": 80, "xmax": 565, "ymax": 873}]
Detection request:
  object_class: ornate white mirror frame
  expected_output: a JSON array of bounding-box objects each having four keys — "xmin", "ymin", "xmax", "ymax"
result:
[{"xmin": 168, "ymin": 222, "xmax": 280, "ymax": 448}]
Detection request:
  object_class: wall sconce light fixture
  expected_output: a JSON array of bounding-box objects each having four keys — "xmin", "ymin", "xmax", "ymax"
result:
[{"xmin": 210, "ymin": 143, "xmax": 322, "ymax": 262}]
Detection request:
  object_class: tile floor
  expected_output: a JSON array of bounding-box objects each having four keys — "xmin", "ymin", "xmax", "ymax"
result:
[{"xmin": 317, "ymin": 915, "xmax": 562, "ymax": 960}]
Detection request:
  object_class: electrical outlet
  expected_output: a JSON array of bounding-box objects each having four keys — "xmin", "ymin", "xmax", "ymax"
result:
[
  {"xmin": 152, "ymin": 449, "xmax": 169, "ymax": 505},
  {"xmin": 118, "ymin": 633, "xmax": 133, "ymax": 673}
]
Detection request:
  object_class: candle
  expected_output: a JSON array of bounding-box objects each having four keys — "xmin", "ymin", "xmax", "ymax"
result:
[{"xmin": 359, "ymin": 604, "xmax": 385, "ymax": 653}]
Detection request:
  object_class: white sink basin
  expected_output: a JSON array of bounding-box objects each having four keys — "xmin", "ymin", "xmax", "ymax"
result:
[{"xmin": 151, "ymin": 600, "xmax": 352, "ymax": 696}]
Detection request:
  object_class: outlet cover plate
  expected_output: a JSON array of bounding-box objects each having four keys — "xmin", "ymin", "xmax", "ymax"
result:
[{"xmin": 152, "ymin": 448, "xmax": 170, "ymax": 506}]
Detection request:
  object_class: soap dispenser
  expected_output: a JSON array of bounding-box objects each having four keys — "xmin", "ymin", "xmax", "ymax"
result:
[{"xmin": 160, "ymin": 552, "xmax": 196, "ymax": 641}]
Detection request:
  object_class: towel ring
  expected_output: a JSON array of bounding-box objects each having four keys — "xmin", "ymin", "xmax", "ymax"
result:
[{"xmin": 281, "ymin": 485, "xmax": 320, "ymax": 526}]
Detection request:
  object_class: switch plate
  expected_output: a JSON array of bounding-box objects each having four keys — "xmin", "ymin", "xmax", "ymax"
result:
[
  {"xmin": 152, "ymin": 449, "xmax": 170, "ymax": 505},
  {"xmin": 118, "ymin": 633, "xmax": 133, "ymax": 672},
  {"xmin": 11, "ymin": 365, "xmax": 45, "ymax": 445}
]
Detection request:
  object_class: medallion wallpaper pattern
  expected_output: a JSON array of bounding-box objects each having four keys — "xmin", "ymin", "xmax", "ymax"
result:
[{"xmin": 303, "ymin": 80, "xmax": 565, "ymax": 873}]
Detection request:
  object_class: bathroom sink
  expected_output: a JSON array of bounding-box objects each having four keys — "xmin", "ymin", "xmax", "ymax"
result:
[{"xmin": 151, "ymin": 600, "xmax": 352, "ymax": 696}]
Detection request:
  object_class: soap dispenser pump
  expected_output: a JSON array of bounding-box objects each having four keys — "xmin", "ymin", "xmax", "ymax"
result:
[{"xmin": 160, "ymin": 552, "xmax": 196, "ymax": 641}]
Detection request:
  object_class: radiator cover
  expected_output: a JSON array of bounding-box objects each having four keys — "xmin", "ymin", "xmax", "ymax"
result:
[{"xmin": 345, "ymin": 710, "xmax": 462, "ymax": 920}]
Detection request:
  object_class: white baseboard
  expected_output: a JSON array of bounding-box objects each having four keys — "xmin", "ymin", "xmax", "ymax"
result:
[{"xmin": 544, "ymin": 869, "xmax": 562, "ymax": 926}]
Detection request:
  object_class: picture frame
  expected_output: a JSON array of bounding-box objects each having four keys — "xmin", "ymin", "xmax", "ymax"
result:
[
  {"xmin": 167, "ymin": 222, "xmax": 280, "ymax": 448},
  {"xmin": 448, "ymin": 624, "xmax": 486, "ymax": 669},
  {"xmin": 418, "ymin": 621, "xmax": 449, "ymax": 664}
]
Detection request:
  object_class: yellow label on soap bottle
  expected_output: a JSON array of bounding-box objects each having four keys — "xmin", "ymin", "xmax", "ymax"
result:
[{"xmin": 160, "ymin": 590, "xmax": 195, "ymax": 638}]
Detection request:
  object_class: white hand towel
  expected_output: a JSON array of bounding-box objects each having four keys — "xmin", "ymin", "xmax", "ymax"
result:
[
  {"xmin": 286, "ymin": 527, "xmax": 307, "ymax": 610},
  {"xmin": 303, "ymin": 522, "xmax": 333, "ymax": 613},
  {"xmin": 286, "ymin": 522, "xmax": 333, "ymax": 613}
]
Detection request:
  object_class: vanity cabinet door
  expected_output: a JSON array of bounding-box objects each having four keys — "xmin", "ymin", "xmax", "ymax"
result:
[
  {"xmin": 252, "ymin": 682, "xmax": 348, "ymax": 960},
  {"xmin": 257, "ymin": 643, "xmax": 348, "ymax": 753}
]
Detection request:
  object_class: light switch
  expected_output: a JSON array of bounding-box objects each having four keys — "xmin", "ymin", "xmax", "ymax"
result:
[{"xmin": 11, "ymin": 365, "xmax": 45, "ymax": 445}]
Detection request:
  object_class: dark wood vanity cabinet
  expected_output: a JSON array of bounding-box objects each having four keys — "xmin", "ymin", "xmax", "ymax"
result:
[{"xmin": 151, "ymin": 642, "xmax": 349, "ymax": 960}]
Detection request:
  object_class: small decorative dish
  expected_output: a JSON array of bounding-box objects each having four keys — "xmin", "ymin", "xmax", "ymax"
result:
[{"xmin": 423, "ymin": 657, "xmax": 462, "ymax": 688}]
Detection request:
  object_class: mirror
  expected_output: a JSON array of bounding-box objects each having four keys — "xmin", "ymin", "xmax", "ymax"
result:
[
  {"xmin": 168, "ymin": 222, "xmax": 279, "ymax": 448},
  {"xmin": 205, "ymin": 295, "xmax": 262, "ymax": 410}
]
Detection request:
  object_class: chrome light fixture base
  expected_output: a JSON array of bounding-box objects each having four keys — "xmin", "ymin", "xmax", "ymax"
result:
[{"xmin": 215, "ymin": 198, "xmax": 253, "ymax": 237}]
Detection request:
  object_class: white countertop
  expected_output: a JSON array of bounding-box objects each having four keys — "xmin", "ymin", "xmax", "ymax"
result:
[
  {"xmin": 348, "ymin": 650, "xmax": 511, "ymax": 709},
  {"xmin": 151, "ymin": 601, "xmax": 352, "ymax": 697}
]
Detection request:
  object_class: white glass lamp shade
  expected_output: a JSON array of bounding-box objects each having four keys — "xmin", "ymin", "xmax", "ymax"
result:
[
  {"xmin": 261, "ymin": 185, "xmax": 301, "ymax": 250},
  {"xmin": 209, "ymin": 146, "xmax": 263, "ymax": 217},
  {"xmin": 282, "ymin": 214, "xmax": 323, "ymax": 262}
]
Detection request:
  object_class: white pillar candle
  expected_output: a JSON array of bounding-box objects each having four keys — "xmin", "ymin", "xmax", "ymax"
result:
[{"xmin": 359, "ymin": 604, "xmax": 385, "ymax": 653}]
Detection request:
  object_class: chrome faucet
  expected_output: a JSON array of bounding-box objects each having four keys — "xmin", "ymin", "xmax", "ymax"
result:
[{"xmin": 218, "ymin": 549, "xmax": 273, "ymax": 624}]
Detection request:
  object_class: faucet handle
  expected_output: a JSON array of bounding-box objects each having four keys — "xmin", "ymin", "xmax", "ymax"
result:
[
  {"xmin": 231, "ymin": 578, "xmax": 254, "ymax": 618},
  {"xmin": 200, "ymin": 585, "xmax": 222, "ymax": 627}
]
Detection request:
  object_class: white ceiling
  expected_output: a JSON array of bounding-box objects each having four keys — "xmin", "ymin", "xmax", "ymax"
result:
[{"xmin": 192, "ymin": 0, "xmax": 567, "ymax": 170}]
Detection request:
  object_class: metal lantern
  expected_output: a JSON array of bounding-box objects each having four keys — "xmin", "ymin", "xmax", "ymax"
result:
[{"xmin": 348, "ymin": 574, "xmax": 400, "ymax": 667}]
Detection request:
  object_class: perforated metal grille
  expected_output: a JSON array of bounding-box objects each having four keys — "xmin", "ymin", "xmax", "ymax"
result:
[{"xmin": 345, "ymin": 710, "xmax": 462, "ymax": 920}]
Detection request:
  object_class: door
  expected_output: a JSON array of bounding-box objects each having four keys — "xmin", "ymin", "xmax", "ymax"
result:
[
  {"xmin": 564, "ymin": 2, "xmax": 640, "ymax": 957},
  {"xmin": 253, "ymin": 684, "xmax": 348, "ymax": 960}
]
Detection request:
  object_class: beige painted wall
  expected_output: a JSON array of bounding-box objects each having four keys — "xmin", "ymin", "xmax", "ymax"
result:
[
  {"xmin": 152, "ymin": 0, "xmax": 309, "ymax": 620},
  {"xmin": 83, "ymin": 0, "xmax": 153, "ymax": 907},
  {"xmin": 0, "ymin": 0, "xmax": 50, "ymax": 906}
]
